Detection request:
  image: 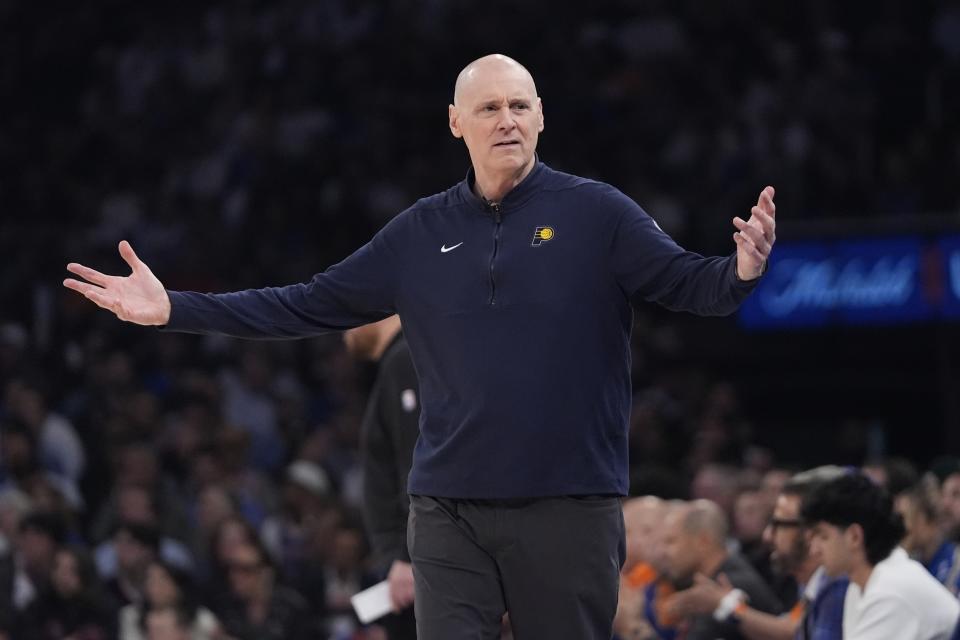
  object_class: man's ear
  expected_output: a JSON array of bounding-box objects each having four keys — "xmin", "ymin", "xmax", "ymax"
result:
[
  {"xmin": 537, "ymin": 97, "xmax": 544, "ymax": 133},
  {"xmin": 449, "ymin": 104, "xmax": 463, "ymax": 139},
  {"xmin": 845, "ymin": 523, "xmax": 865, "ymax": 550}
]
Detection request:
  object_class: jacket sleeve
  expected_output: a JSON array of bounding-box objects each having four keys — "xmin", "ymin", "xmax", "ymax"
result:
[
  {"xmin": 164, "ymin": 217, "xmax": 403, "ymax": 338},
  {"xmin": 606, "ymin": 188, "xmax": 759, "ymax": 316}
]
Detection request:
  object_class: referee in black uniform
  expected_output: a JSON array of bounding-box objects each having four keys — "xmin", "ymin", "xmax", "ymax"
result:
[{"xmin": 345, "ymin": 315, "xmax": 419, "ymax": 639}]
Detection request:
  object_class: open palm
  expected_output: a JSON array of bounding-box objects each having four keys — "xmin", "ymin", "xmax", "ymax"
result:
[{"xmin": 63, "ymin": 240, "xmax": 171, "ymax": 325}]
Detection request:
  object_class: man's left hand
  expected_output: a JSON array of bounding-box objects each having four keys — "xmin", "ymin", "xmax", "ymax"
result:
[{"xmin": 734, "ymin": 186, "xmax": 777, "ymax": 280}]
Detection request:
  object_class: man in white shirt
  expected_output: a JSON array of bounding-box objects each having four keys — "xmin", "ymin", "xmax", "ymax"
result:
[{"xmin": 803, "ymin": 472, "xmax": 959, "ymax": 640}]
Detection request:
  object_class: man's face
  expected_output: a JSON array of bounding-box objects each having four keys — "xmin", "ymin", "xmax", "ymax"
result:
[
  {"xmin": 894, "ymin": 494, "xmax": 922, "ymax": 556},
  {"xmin": 449, "ymin": 62, "xmax": 544, "ymax": 182},
  {"xmin": 941, "ymin": 474, "xmax": 960, "ymax": 536},
  {"xmin": 19, "ymin": 528, "xmax": 55, "ymax": 571},
  {"xmin": 115, "ymin": 530, "xmax": 153, "ymax": 573},
  {"xmin": 808, "ymin": 522, "xmax": 854, "ymax": 577},
  {"xmin": 762, "ymin": 494, "xmax": 806, "ymax": 576},
  {"xmin": 661, "ymin": 511, "xmax": 700, "ymax": 584},
  {"xmin": 227, "ymin": 544, "xmax": 268, "ymax": 601}
]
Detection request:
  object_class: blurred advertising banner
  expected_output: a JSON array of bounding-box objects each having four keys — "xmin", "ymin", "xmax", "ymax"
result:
[{"xmin": 739, "ymin": 234, "xmax": 960, "ymax": 329}]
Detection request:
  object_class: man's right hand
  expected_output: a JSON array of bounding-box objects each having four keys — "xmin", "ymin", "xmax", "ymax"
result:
[
  {"xmin": 387, "ymin": 559, "xmax": 416, "ymax": 612},
  {"xmin": 64, "ymin": 240, "xmax": 171, "ymax": 325}
]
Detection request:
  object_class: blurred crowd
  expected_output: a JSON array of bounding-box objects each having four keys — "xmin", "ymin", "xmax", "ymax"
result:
[
  {"xmin": 3, "ymin": 0, "xmax": 960, "ymax": 638},
  {"xmin": 613, "ymin": 460, "xmax": 960, "ymax": 639}
]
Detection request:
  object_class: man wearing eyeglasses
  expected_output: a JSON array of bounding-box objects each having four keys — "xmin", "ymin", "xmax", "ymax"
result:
[{"xmin": 665, "ymin": 467, "xmax": 848, "ymax": 640}]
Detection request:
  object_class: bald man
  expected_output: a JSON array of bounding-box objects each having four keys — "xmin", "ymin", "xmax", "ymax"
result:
[
  {"xmin": 64, "ymin": 54, "xmax": 777, "ymax": 639},
  {"xmin": 662, "ymin": 501, "xmax": 782, "ymax": 640}
]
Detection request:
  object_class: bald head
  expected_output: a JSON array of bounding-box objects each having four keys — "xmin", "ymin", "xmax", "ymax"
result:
[
  {"xmin": 682, "ymin": 499, "xmax": 729, "ymax": 546},
  {"xmin": 453, "ymin": 54, "xmax": 537, "ymax": 107}
]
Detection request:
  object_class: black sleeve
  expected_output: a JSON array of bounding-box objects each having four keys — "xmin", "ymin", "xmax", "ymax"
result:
[{"xmin": 360, "ymin": 342, "xmax": 420, "ymax": 570}]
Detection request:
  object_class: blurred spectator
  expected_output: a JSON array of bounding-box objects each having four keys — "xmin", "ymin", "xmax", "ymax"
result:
[
  {"xmin": 216, "ymin": 538, "xmax": 318, "ymax": 640},
  {"xmin": 15, "ymin": 546, "xmax": 116, "ymax": 640},
  {"xmin": 0, "ymin": 422, "xmax": 82, "ymax": 510},
  {"xmin": 661, "ymin": 500, "xmax": 781, "ymax": 639},
  {"xmin": 941, "ymin": 469, "xmax": 960, "ymax": 541},
  {"xmin": 614, "ymin": 496, "xmax": 663, "ymax": 640},
  {"xmin": 664, "ymin": 466, "xmax": 848, "ymax": 640},
  {"xmin": 4, "ymin": 375, "xmax": 86, "ymax": 483},
  {"xmin": 94, "ymin": 483, "xmax": 194, "ymax": 578},
  {"xmin": 188, "ymin": 484, "xmax": 238, "ymax": 580},
  {"xmin": 691, "ymin": 464, "xmax": 741, "ymax": 524},
  {"xmin": 260, "ymin": 459, "xmax": 331, "ymax": 583},
  {"xmin": 103, "ymin": 521, "xmax": 161, "ymax": 608},
  {"xmin": 895, "ymin": 475, "xmax": 960, "ymax": 595},
  {"xmin": 803, "ymin": 473, "xmax": 959, "ymax": 639},
  {"xmin": 0, "ymin": 488, "xmax": 32, "ymax": 556},
  {"xmin": 323, "ymin": 519, "xmax": 373, "ymax": 635},
  {"xmin": 119, "ymin": 559, "xmax": 220, "ymax": 640},
  {"xmin": 0, "ymin": 511, "xmax": 68, "ymax": 615}
]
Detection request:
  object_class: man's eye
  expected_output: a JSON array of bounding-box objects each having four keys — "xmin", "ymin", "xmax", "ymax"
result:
[{"xmin": 512, "ymin": 104, "xmax": 529, "ymax": 110}]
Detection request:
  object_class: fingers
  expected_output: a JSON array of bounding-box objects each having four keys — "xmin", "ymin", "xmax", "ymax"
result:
[
  {"xmin": 755, "ymin": 185, "xmax": 776, "ymax": 218},
  {"xmin": 734, "ymin": 231, "xmax": 766, "ymax": 264},
  {"xmin": 63, "ymin": 279, "xmax": 120, "ymax": 315},
  {"xmin": 65, "ymin": 262, "xmax": 112, "ymax": 287},
  {"xmin": 693, "ymin": 572, "xmax": 714, "ymax": 586},
  {"xmin": 717, "ymin": 573, "xmax": 733, "ymax": 590},
  {"xmin": 733, "ymin": 217, "xmax": 772, "ymax": 256},
  {"xmin": 118, "ymin": 240, "xmax": 144, "ymax": 273}
]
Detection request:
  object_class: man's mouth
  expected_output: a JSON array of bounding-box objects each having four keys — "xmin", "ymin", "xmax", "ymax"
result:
[{"xmin": 494, "ymin": 140, "xmax": 521, "ymax": 147}]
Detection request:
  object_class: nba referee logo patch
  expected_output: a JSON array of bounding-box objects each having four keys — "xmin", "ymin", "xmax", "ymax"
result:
[{"xmin": 531, "ymin": 226, "xmax": 555, "ymax": 246}]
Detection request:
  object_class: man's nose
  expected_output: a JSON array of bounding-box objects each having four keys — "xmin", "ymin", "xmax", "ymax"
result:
[
  {"xmin": 497, "ymin": 109, "xmax": 517, "ymax": 130},
  {"xmin": 761, "ymin": 523, "xmax": 773, "ymax": 545}
]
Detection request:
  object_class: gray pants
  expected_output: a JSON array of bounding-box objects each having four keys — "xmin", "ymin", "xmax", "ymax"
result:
[{"xmin": 408, "ymin": 495, "xmax": 625, "ymax": 639}]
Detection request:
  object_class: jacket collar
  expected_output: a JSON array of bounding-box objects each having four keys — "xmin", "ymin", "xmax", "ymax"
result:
[{"xmin": 458, "ymin": 157, "xmax": 545, "ymax": 214}]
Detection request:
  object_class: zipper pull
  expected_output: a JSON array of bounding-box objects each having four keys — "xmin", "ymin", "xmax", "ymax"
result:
[{"xmin": 491, "ymin": 202, "xmax": 502, "ymax": 223}]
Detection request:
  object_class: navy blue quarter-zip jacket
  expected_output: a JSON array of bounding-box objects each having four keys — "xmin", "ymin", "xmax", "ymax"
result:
[{"xmin": 166, "ymin": 161, "xmax": 759, "ymax": 498}]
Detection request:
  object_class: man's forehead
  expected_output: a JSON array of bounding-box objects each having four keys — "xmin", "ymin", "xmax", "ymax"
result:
[
  {"xmin": 454, "ymin": 56, "xmax": 537, "ymax": 105},
  {"xmin": 775, "ymin": 493, "xmax": 801, "ymax": 514}
]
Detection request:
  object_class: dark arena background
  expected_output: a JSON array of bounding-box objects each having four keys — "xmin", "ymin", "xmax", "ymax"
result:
[{"xmin": 2, "ymin": 1, "xmax": 959, "ymax": 638}]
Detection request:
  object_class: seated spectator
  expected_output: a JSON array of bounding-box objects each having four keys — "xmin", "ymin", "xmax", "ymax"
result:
[
  {"xmin": 141, "ymin": 605, "xmax": 194, "ymax": 640},
  {"xmin": 119, "ymin": 559, "xmax": 220, "ymax": 640},
  {"xmin": 665, "ymin": 466, "xmax": 848, "ymax": 640},
  {"xmin": 0, "ymin": 511, "xmax": 67, "ymax": 615},
  {"xmin": 0, "ymin": 488, "xmax": 31, "ymax": 557},
  {"xmin": 202, "ymin": 514, "xmax": 260, "ymax": 608},
  {"xmin": 896, "ymin": 475, "xmax": 960, "ymax": 595},
  {"xmin": 661, "ymin": 499, "xmax": 782, "ymax": 639},
  {"xmin": 322, "ymin": 518, "xmax": 373, "ymax": 635},
  {"xmin": 216, "ymin": 538, "xmax": 318, "ymax": 640},
  {"xmin": 103, "ymin": 521, "xmax": 161, "ymax": 608},
  {"xmin": 15, "ymin": 545, "xmax": 115, "ymax": 640},
  {"xmin": 94, "ymin": 484, "xmax": 194, "ymax": 578},
  {"xmin": 614, "ymin": 496, "xmax": 663, "ymax": 639},
  {"xmin": 939, "ymin": 465, "xmax": 960, "ymax": 541},
  {"xmin": 0, "ymin": 422, "xmax": 82, "ymax": 510},
  {"xmin": 4, "ymin": 375, "xmax": 86, "ymax": 483},
  {"xmin": 188, "ymin": 483, "xmax": 238, "ymax": 581},
  {"xmin": 803, "ymin": 472, "xmax": 959, "ymax": 640}
]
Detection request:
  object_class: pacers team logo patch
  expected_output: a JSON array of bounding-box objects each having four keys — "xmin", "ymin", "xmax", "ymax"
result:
[{"xmin": 531, "ymin": 226, "xmax": 555, "ymax": 246}]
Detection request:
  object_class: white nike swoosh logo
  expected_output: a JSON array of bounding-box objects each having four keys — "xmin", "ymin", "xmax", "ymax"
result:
[{"xmin": 441, "ymin": 242, "xmax": 463, "ymax": 253}]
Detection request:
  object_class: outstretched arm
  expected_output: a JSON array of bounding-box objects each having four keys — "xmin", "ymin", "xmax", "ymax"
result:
[
  {"xmin": 65, "ymin": 224, "xmax": 401, "ymax": 339},
  {"xmin": 610, "ymin": 185, "xmax": 778, "ymax": 316}
]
